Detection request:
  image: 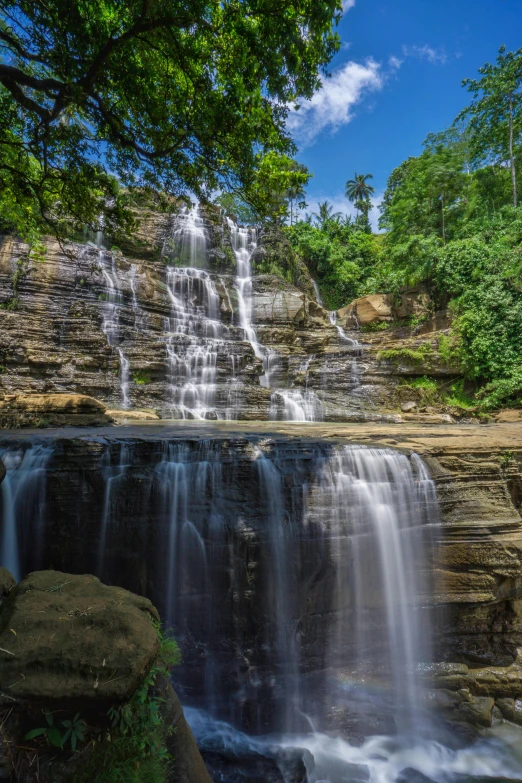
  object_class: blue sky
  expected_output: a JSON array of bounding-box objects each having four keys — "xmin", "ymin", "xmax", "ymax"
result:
[{"xmin": 292, "ymin": 0, "xmax": 522, "ymax": 227}]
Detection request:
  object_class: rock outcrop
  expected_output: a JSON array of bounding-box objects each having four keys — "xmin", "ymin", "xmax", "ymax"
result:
[
  {"xmin": 0, "ymin": 393, "xmax": 113, "ymax": 428},
  {"xmin": 0, "ymin": 570, "xmax": 160, "ymax": 701},
  {"xmin": 0, "ymin": 569, "xmax": 212, "ymax": 783},
  {"xmin": 0, "ymin": 205, "xmax": 462, "ymax": 424}
]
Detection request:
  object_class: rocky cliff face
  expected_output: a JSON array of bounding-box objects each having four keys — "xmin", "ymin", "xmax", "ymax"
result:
[
  {"xmin": 0, "ymin": 205, "xmax": 458, "ymax": 423},
  {"xmin": 1, "ymin": 422, "xmax": 520, "ymax": 737}
]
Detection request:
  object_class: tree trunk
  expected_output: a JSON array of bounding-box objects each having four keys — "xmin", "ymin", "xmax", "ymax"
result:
[{"xmin": 509, "ymin": 93, "xmax": 517, "ymax": 208}]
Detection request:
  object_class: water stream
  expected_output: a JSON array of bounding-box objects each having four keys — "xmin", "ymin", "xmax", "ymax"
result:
[{"xmin": 0, "ymin": 435, "xmax": 520, "ymax": 781}]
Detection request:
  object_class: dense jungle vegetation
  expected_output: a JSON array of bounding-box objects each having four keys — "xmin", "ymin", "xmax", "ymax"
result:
[{"xmin": 286, "ymin": 45, "xmax": 522, "ymax": 410}]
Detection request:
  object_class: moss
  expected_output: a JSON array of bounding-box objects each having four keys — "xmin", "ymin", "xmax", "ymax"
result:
[
  {"xmin": 133, "ymin": 370, "xmax": 152, "ymax": 385},
  {"xmin": 378, "ymin": 343, "xmax": 433, "ymax": 364}
]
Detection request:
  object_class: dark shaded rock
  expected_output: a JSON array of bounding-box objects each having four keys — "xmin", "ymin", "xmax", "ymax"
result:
[
  {"xmin": 398, "ymin": 769, "xmax": 437, "ymax": 783},
  {"xmin": 0, "ymin": 567, "xmax": 15, "ymax": 598},
  {"xmin": 154, "ymin": 675, "xmax": 213, "ymax": 783},
  {"xmin": 0, "ymin": 570, "xmax": 160, "ymax": 702},
  {"xmin": 251, "ymin": 225, "xmax": 315, "ymax": 297},
  {"xmin": 0, "ymin": 458, "xmax": 5, "ymax": 485},
  {"xmin": 202, "ymin": 749, "xmax": 286, "ymax": 783}
]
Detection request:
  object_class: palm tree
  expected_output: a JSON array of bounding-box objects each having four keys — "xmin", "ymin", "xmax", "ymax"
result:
[
  {"xmin": 345, "ymin": 173, "xmax": 375, "ymax": 220},
  {"xmin": 312, "ymin": 200, "xmax": 342, "ymax": 229}
]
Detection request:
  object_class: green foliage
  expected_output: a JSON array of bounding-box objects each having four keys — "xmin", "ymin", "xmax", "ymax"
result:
[
  {"xmin": 458, "ymin": 45, "xmax": 522, "ymax": 207},
  {"xmin": 477, "ymin": 364, "xmax": 522, "ymax": 409},
  {"xmin": 499, "ymin": 450, "xmax": 516, "ymax": 468},
  {"xmin": 443, "ymin": 379, "xmax": 476, "ymax": 409},
  {"xmin": 25, "ymin": 710, "xmax": 86, "ymax": 751},
  {"xmin": 405, "ymin": 376, "xmax": 438, "ymax": 391},
  {"xmin": 286, "ymin": 219, "xmax": 381, "ymax": 309},
  {"xmin": 214, "ymin": 193, "xmax": 258, "ymax": 226},
  {"xmin": 77, "ymin": 627, "xmax": 180, "ymax": 783},
  {"xmin": 133, "ymin": 370, "xmax": 152, "ymax": 385},
  {"xmin": 0, "ymin": 0, "xmax": 341, "ymax": 242},
  {"xmin": 377, "ymin": 344, "xmax": 433, "ymax": 364}
]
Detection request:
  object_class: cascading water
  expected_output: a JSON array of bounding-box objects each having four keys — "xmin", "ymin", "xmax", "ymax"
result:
[
  {"xmin": 96, "ymin": 244, "xmax": 132, "ymax": 409},
  {"xmin": 228, "ymin": 216, "xmax": 324, "ymax": 421},
  {"xmin": 1, "ymin": 432, "xmax": 521, "ymax": 781},
  {"xmin": 164, "ymin": 266, "xmax": 223, "ymax": 419},
  {"xmin": 0, "ymin": 444, "xmax": 54, "ymax": 580}
]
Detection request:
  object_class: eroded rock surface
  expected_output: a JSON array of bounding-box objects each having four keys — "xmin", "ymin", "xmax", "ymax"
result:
[{"xmin": 0, "ymin": 569, "xmax": 160, "ymax": 701}]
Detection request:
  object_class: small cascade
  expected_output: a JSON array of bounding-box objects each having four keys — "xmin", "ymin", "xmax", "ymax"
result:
[
  {"xmin": 97, "ymin": 246, "xmax": 132, "ymax": 409},
  {"xmin": 0, "ymin": 444, "xmax": 54, "ymax": 580},
  {"xmin": 228, "ymin": 215, "xmax": 325, "ymax": 421},
  {"xmin": 165, "ymin": 204, "xmax": 208, "ymax": 268},
  {"xmin": 255, "ymin": 451, "xmax": 301, "ymax": 732},
  {"xmin": 228, "ymin": 219, "xmax": 261, "ymax": 358},
  {"xmin": 329, "ymin": 309, "xmax": 365, "ymax": 393},
  {"xmin": 97, "ymin": 443, "xmax": 131, "ymax": 580},
  {"xmin": 164, "ymin": 266, "xmax": 223, "ymax": 419},
  {"xmin": 312, "ymin": 279, "xmax": 324, "ymax": 307}
]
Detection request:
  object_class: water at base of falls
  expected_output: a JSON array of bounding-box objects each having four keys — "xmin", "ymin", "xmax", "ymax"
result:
[{"xmin": 187, "ymin": 708, "xmax": 522, "ymax": 783}]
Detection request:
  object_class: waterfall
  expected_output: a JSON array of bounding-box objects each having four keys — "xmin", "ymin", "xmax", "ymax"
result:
[
  {"xmin": 1, "ymin": 432, "xmax": 520, "ymax": 780},
  {"xmin": 228, "ymin": 216, "xmax": 324, "ymax": 421},
  {"xmin": 0, "ymin": 444, "xmax": 54, "ymax": 580},
  {"xmin": 165, "ymin": 204, "xmax": 208, "ymax": 268},
  {"xmin": 228, "ymin": 220, "xmax": 262, "ymax": 359},
  {"xmin": 164, "ymin": 266, "xmax": 223, "ymax": 419},
  {"xmin": 307, "ymin": 447, "xmax": 435, "ymax": 727},
  {"xmin": 96, "ymin": 245, "xmax": 132, "ymax": 409}
]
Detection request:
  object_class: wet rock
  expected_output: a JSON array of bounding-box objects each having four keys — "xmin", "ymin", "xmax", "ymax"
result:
[
  {"xmin": 201, "ymin": 749, "xmax": 287, "ymax": 783},
  {"xmin": 0, "ymin": 458, "xmax": 4, "ymax": 485},
  {"xmin": 0, "ymin": 567, "xmax": 15, "ymax": 598},
  {"xmin": 401, "ymin": 401, "xmax": 417, "ymax": 412},
  {"xmin": 0, "ymin": 569, "xmax": 160, "ymax": 701},
  {"xmin": 398, "ymin": 769, "xmax": 437, "ymax": 783}
]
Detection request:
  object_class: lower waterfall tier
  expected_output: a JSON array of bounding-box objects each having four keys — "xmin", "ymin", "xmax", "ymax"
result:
[{"xmin": 1, "ymin": 421, "xmax": 522, "ymax": 750}]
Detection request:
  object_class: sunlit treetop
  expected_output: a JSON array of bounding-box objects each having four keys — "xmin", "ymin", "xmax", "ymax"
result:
[{"xmin": 0, "ymin": 0, "xmax": 341, "ymax": 241}]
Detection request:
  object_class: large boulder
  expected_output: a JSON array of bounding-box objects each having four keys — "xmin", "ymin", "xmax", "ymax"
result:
[
  {"xmin": 339, "ymin": 294, "xmax": 393, "ymax": 326},
  {"xmin": 393, "ymin": 287, "xmax": 431, "ymax": 320},
  {"xmin": 0, "ymin": 393, "xmax": 113, "ymax": 428},
  {"xmin": 0, "ymin": 570, "xmax": 160, "ymax": 701}
]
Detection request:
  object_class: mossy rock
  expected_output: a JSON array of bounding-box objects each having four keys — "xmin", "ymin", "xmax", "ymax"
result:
[{"xmin": 0, "ymin": 570, "xmax": 160, "ymax": 702}]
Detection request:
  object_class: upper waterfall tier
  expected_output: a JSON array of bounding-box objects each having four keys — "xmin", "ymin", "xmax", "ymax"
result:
[{"xmin": 0, "ymin": 203, "xmax": 442, "ymax": 422}]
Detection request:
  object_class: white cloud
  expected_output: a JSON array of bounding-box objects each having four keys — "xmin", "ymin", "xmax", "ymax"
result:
[
  {"xmin": 402, "ymin": 44, "xmax": 447, "ymax": 65},
  {"xmin": 388, "ymin": 55, "xmax": 403, "ymax": 71},
  {"xmin": 287, "ymin": 59, "xmax": 383, "ymax": 147},
  {"xmin": 342, "ymin": 0, "xmax": 356, "ymax": 11}
]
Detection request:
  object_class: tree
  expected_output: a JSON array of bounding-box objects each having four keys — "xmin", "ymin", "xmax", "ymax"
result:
[
  {"xmin": 345, "ymin": 172, "xmax": 375, "ymax": 228},
  {"xmin": 312, "ymin": 200, "xmax": 342, "ymax": 229},
  {"xmin": 246, "ymin": 151, "xmax": 311, "ymax": 224},
  {"xmin": 0, "ymin": 0, "xmax": 341, "ymax": 241},
  {"xmin": 458, "ymin": 45, "xmax": 522, "ymax": 207}
]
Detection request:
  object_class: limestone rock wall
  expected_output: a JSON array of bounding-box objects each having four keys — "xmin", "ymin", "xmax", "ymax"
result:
[{"xmin": 0, "ymin": 208, "xmax": 460, "ymax": 423}]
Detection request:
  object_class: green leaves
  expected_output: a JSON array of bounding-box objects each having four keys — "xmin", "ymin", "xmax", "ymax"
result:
[
  {"xmin": 24, "ymin": 709, "xmax": 86, "ymax": 751},
  {"xmin": 0, "ymin": 0, "xmax": 339, "ymax": 242}
]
